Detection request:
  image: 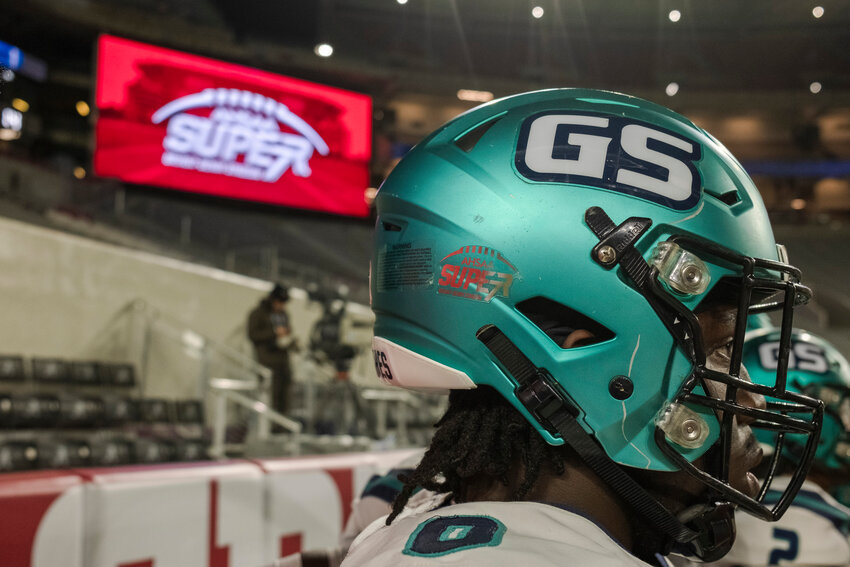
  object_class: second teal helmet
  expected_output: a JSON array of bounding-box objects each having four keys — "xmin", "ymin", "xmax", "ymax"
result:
[
  {"xmin": 370, "ymin": 89, "xmax": 822, "ymax": 559},
  {"xmin": 745, "ymin": 327, "xmax": 850, "ymax": 471}
]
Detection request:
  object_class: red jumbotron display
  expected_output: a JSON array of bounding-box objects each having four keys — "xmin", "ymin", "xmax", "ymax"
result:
[{"xmin": 94, "ymin": 35, "xmax": 372, "ymax": 217}]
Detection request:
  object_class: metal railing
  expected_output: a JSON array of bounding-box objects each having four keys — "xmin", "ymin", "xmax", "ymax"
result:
[
  {"xmin": 207, "ymin": 376, "xmax": 301, "ymax": 458},
  {"xmin": 81, "ymin": 298, "xmax": 289, "ymax": 454},
  {"xmin": 81, "ymin": 298, "xmax": 443, "ymax": 458}
]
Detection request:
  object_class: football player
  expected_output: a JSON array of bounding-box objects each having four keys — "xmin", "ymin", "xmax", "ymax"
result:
[
  {"xmin": 341, "ymin": 88, "xmax": 824, "ymax": 567},
  {"xmin": 711, "ymin": 325, "xmax": 850, "ymax": 566}
]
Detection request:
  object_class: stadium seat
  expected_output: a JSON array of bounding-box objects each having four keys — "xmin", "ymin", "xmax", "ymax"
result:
[
  {"xmin": 103, "ymin": 396, "xmax": 138, "ymax": 425},
  {"xmin": 69, "ymin": 361, "xmax": 101, "ymax": 386},
  {"xmin": 38, "ymin": 438, "xmax": 92, "ymax": 468},
  {"xmin": 0, "ymin": 393, "xmax": 12, "ymax": 427},
  {"xmin": 175, "ymin": 400, "xmax": 203, "ymax": 424},
  {"xmin": 59, "ymin": 396, "xmax": 105, "ymax": 428},
  {"xmin": 134, "ymin": 438, "xmax": 176, "ymax": 464},
  {"xmin": 89, "ymin": 438, "xmax": 134, "ymax": 466},
  {"xmin": 11, "ymin": 394, "xmax": 61, "ymax": 428},
  {"xmin": 31, "ymin": 358, "xmax": 69, "ymax": 384},
  {"xmin": 138, "ymin": 399, "xmax": 173, "ymax": 423},
  {"xmin": 99, "ymin": 363, "xmax": 136, "ymax": 387},
  {"xmin": 174, "ymin": 439, "xmax": 208, "ymax": 462},
  {"xmin": 0, "ymin": 355, "xmax": 25, "ymax": 382},
  {"xmin": 0, "ymin": 441, "xmax": 39, "ymax": 472}
]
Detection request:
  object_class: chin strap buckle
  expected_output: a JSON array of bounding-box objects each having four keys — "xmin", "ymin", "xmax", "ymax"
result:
[
  {"xmin": 516, "ymin": 370, "xmax": 579, "ymax": 435},
  {"xmin": 476, "ymin": 323, "xmax": 579, "ymax": 433},
  {"xmin": 673, "ymin": 502, "xmax": 737, "ymax": 563}
]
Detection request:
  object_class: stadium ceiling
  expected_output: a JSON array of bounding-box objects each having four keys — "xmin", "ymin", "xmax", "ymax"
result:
[
  {"xmin": 4, "ymin": 1, "xmax": 849, "ymax": 98},
  {"xmin": 297, "ymin": 0, "xmax": 850, "ymax": 101},
  {"xmin": 2, "ymin": 0, "xmax": 850, "ymax": 154}
]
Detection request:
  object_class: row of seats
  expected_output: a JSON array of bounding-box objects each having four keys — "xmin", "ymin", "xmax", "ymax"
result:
[
  {"xmin": 0, "ymin": 394, "xmax": 204, "ymax": 429},
  {"xmin": 0, "ymin": 355, "xmax": 136, "ymax": 386},
  {"xmin": 0, "ymin": 436, "xmax": 209, "ymax": 472}
]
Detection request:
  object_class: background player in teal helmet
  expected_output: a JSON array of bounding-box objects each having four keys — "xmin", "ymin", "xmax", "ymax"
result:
[
  {"xmin": 343, "ymin": 89, "xmax": 823, "ymax": 567},
  {"xmin": 712, "ymin": 325, "xmax": 850, "ymax": 567}
]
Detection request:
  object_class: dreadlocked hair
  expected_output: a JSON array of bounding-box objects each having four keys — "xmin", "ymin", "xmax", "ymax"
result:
[{"xmin": 386, "ymin": 386, "xmax": 568, "ymax": 524}]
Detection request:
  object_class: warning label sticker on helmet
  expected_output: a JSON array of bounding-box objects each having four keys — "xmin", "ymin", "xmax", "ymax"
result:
[
  {"xmin": 377, "ymin": 241, "xmax": 435, "ymax": 292},
  {"xmin": 438, "ymin": 245, "xmax": 517, "ymax": 302}
]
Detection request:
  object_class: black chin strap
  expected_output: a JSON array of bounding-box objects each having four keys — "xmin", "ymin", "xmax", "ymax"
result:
[
  {"xmin": 477, "ymin": 325, "xmax": 736, "ymax": 561},
  {"xmin": 473, "ymin": 205, "xmax": 740, "ymax": 560},
  {"xmin": 476, "ymin": 324, "xmax": 698, "ymax": 551}
]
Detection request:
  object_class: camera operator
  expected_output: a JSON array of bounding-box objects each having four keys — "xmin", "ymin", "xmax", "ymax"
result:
[
  {"xmin": 247, "ymin": 284, "xmax": 296, "ymax": 419},
  {"xmin": 308, "ymin": 285, "xmax": 357, "ymax": 381}
]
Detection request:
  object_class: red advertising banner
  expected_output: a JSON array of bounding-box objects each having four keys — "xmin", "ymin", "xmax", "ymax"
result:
[{"xmin": 94, "ymin": 35, "xmax": 372, "ymax": 217}]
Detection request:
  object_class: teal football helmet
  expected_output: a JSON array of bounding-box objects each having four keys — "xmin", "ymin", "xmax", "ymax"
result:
[
  {"xmin": 747, "ymin": 313, "xmax": 775, "ymax": 332},
  {"xmin": 745, "ymin": 327, "xmax": 850, "ymax": 471},
  {"xmin": 369, "ymin": 89, "xmax": 822, "ymax": 559}
]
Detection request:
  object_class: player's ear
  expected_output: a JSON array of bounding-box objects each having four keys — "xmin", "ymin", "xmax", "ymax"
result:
[{"xmin": 562, "ymin": 329, "xmax": 596, "ymax": 349}]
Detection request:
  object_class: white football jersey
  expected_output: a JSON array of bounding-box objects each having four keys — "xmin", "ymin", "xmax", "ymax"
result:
[
  {"xmin": 712, "ymin": 478, "xmax": 850, "ymax": 567},
  {"xmin": 342, "ymin": 499, "xmax": 660, "ymax": 567},
  {"xmin": 340, "ymin": 450, "xmax": 425, "ymax": 550}
]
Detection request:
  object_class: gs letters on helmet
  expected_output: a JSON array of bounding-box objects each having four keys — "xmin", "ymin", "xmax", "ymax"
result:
[
  {"xmin": 515, "ymin": 112, "xmax": 702, "ymax": 210},
  {"xmin": 758, "ymin": 341, "xmax": 830, "ymax": 374}
]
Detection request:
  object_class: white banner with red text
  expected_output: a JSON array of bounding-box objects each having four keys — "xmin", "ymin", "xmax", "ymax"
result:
[{"xmin": 0, "ymin": 449, "xmax": 420, "ymax": 567}]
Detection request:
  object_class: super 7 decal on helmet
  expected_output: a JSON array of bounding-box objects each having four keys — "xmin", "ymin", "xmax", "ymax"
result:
[
  {"xmin": 369, "ymin": 89, "xmax": 823, "ymax": 561},
  {"xmin": 438, "ymin": 245, "xmax": 517, "ymax": 302}
]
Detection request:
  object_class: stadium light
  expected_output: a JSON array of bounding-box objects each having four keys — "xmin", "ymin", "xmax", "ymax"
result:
[
  {"xmin": 365, "ymin": 187, "xmax": 378, "ymax": 204},
  {"xmin": 457, "ymin": 89, "xmax": 494, "ymax": 102},
  {"xmin": 314, "ymin": 43, "xmax": 334, "ymax": 57},
  {"xmin": 11, "ymin": 97, "xmax": 29, "ymax": 112}
]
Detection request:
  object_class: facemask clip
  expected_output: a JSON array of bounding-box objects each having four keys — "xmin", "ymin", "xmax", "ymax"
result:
[
  {"xmin": 657, "ymin": 402, "xmax": 710, "ymax": 449},
  {"xmin": 651, "ymin": 241, "xmax": 711, "ymax": 296}
]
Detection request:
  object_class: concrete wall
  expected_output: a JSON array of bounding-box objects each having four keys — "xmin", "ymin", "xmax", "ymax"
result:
[{"xmin": 0, "ymin": 216, "xmax": 375, "ymax": 397}]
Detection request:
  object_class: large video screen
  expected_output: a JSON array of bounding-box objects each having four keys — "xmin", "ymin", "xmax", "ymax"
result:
[{"xmin": 94, "ymin": 35, "xmax": 372, "ymax": 217}]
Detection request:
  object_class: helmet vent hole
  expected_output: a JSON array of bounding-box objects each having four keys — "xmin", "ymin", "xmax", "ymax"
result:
[
  {"xmin": 704, "ymin": 186, "xmax": 741, "ymax": 206},
  {"xmin": 517, "ymin": 296, "xmax": 614, "ymax": 349},
  {"xmin": 382, "ymin": 221, "xmax": 403, "ymax": 232},
  {"xmin": 453, "ymin": 114, "xmax": 505, "ymax": 153}
]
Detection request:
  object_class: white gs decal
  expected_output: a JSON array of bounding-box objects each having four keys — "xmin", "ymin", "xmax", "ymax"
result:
[
  {"xmin": 757, "ymin": 341, "xmax": 829, "ymax": 374},
  {"xmin": 515, "ymin": 112, "xmax": 702, "ymax": 210}
]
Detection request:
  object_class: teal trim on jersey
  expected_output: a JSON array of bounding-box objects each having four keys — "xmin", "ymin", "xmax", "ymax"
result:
[
  {"xmin": 763, "ymin": 489, "xmax": 850, "ymax": 534},
  {"xmin": 402, "ymin": 515, "xmax": 506, "ymax": 557},
  {"xmin": 833, "ymin": 484, "xmax": 850, "ymax": 509},
  {"xmin": 360, "ymin": 468, "xmax": 420, "ymax": 504}
]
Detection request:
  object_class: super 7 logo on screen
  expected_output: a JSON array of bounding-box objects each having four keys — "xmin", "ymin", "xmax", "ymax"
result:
[
  {"xmin": 153, "ymin": 87, "xmax": 329, "ymax": 183},
  {"xmin": 94, "ymin": 35, "xmax": 372, "ymax": 217}
]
